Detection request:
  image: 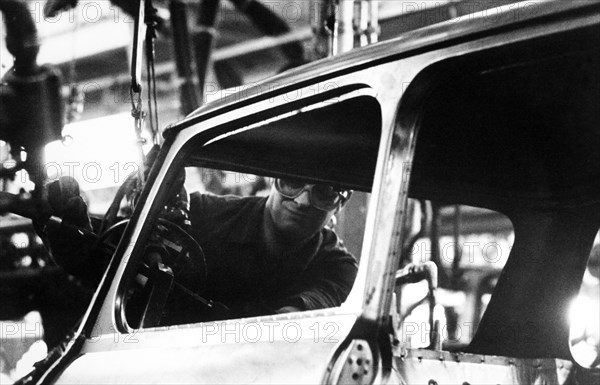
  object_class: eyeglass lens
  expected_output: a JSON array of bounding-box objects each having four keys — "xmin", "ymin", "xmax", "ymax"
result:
[{"xmin": 277, "ymin": 179, "xmax": 343, "ymax": 209}]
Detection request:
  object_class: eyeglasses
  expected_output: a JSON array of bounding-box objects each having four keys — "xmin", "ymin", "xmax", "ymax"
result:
[{"xmin": 275, "ymin": 178, "xmax": 351, "ymax": 211}]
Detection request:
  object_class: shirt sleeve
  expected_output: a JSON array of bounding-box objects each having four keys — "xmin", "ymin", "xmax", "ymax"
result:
[{"xmin": 275, "ymin": 229, "xmax": 359, "ymax": 311}]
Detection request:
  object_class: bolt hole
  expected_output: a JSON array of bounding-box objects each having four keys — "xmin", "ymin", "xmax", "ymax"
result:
[
  {"xmin": 357, "ymin": 358, "xmax": 363, "ymax": 365},
  {"xmin": 428, "ymin": 380, "xmax": 438, "ymax": 385},
  {"xmin": 357, "ymin": 344, "xmax": 363, "ymax": 351},
  {"xmin": 352, "ymin": 373, "xmax": 360, "ymax": 380}
]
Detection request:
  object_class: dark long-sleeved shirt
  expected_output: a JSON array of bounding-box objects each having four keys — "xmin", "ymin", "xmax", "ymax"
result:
[{"xmin": 188, "ymin": 193, "xmax": 358, "ymax": 317}]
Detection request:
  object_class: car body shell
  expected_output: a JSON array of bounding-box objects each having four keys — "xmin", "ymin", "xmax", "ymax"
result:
[{"xmin": 30, "ymin": 1, "xmax": 600, "ymax": 384}]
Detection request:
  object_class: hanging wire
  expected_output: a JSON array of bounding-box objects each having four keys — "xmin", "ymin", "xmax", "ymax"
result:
[{"xmin": 66, "ymin": 3, "xmax": 84, "ymax": 125}]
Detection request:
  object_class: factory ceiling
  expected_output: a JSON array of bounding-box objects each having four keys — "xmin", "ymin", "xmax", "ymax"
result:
[{"xmin": 2, "ymin": 0, "xmax": 523, "ymax": 123}]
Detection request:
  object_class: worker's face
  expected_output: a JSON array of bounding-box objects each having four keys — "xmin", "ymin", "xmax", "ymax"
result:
[{"xmin": 266, "ymin": 184, "xmax": 338, "ymax": 243}]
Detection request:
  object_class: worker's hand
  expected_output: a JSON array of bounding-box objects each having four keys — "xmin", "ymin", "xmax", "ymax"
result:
[
  {"xmin": 44, "ymin": 176, "xmax": 92, "ymax": 231},
  {"xmin": 34, "ymin": 177, "xmax": 103, "ymax": 285},
  {"xmin": 276, "ymin": 306, "xmax": 301, "ymax": 314}
]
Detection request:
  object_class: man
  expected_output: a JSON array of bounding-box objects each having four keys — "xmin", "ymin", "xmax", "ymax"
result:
[{"xmin": 39, "ymin": 175, "xmax": 358, "ymax": 321}]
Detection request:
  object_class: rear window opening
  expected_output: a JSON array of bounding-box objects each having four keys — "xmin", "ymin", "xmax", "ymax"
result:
[
  {"xmin": 402, "ymin": 25, "xmax": 600, "ymax": 360},
  {"xmin": 397, "ymin": 201, "xmax": 514, "ymax": 350}
]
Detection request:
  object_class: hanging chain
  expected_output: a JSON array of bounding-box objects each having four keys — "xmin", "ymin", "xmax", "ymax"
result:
[
  {"xmin": 145, "ymin": 3, "xmax": 160, "ymax": 145},
  {"xmin": 129, "ymin": 0, "xmax": 151, "ymax": 186},
  {"xmin": 128, "ymin": 0, "xmax": 162, "ymax": 189},
  {"xmin": 130, "ymin": 87, "xmax": 147, "ymax": 184}
]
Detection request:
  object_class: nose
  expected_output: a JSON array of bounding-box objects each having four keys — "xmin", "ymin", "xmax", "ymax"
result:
[{"xmin": 293, "ymin": 190, "xmax": 311, "ymax": 207}]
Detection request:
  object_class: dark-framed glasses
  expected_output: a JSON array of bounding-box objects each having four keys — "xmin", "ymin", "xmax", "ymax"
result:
[{"xmin": 275, "ymin": 178, "xmax": 352, "ymax": 211}]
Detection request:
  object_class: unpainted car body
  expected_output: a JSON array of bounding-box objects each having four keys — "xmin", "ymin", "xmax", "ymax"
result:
[{"xmin": 23, "ymin": 1, "xmax": 600, "ymax": 384}]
